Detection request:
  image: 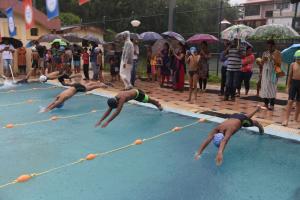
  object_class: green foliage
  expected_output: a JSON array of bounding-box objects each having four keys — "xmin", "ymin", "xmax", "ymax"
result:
[
  {"xmin": 208, "ymin": 74, "xmax": 221, "ymax": 83},
  {"xmin": 277, "ymin": 83, "xmax": 287, "ymax": 92},
  {"xmin": 59, "ymin": 12, "xmax": 81, "ymax": 26}
]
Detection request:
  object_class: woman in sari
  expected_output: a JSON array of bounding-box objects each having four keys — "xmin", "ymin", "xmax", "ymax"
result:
[
  {"xmin": 260, "ymin": 39, "xmax": 282, "ymax": 111},
  {"xmin": 173, "ymin": 44, "xmax": 186, "ymax": 91}
]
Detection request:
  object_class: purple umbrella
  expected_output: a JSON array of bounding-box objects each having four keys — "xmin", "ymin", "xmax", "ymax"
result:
[
  {"xmin": 161, "ymin": 31, "xmax": 185, "ymax": 43},
  {"xmin": 140, "ymin": 32, "xmax": 163, "ymax": 42},
  {"xmin": 187, "ymin": 34, "xmax": 219, "ymax": 44}
]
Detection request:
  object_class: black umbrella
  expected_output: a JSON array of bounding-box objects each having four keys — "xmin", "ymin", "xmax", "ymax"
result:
[
  {"xmin": 38, "ymin": 34, "xmax": 69, "ymax": 43},
  {"xmin": 82, "ymin": 35, "xmax": 104, "ymax": 44},
  {"xmin": 0, "ymin": 37, "xmax": 23, "ymax": 48},
  {"xmin": 62, "ymin": 33, "xmax": 83, "ymax": 43}
]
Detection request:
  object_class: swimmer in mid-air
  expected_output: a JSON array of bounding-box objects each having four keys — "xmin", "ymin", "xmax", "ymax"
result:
[
  {"xmin": 16, "ymin": 69, "xmax": 71, "ymax": 84},
  {"xmin": 95, "ymin": 89, "xmax": 163, "ymax": 128},
  {"xmin": 42, "ymin": 74, "xmax": 108, "ymax": 112},
  {"xmin": 195, "ymin": 105, "xmax": 265, "ymax": 166}
]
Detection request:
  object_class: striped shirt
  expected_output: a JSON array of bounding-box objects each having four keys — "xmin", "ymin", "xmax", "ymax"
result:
[{"xmin": 227, "ymin": 47, "xmax": 246, "ymax": 71}]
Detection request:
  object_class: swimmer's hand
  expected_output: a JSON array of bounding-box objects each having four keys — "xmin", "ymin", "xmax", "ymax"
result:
[
  {"xmin": 194, "ymin": 152, "xmax": 201, "ymax": 160},
  {"xmin": 216, "ymin": 153, "xmax": 223, "ymax": 166},
  {"xmin": 95, "ymin": 120, "xmax": 102, "ymax": 128},
  {"xmin": 101, "ymin": 121, "xmax": 109, "ymax": 128}
]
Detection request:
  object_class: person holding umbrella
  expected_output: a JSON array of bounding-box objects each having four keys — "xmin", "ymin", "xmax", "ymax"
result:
[{"xmin": 199, "ymin": 41, "xmax": 211, "ymax": 92}]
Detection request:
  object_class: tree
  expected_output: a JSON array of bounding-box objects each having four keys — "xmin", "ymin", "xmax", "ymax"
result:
[{"xmin": 59, "ymin": 12, "xmax": 81, "ymax": 26}]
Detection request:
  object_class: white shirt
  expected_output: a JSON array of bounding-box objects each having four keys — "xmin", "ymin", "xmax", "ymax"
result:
[
  {"xmin": 133, "ymin": 44, "xmax": 139, "ymax": 60},
  {"xmin": 0, "ymin": 44, "xmax": 14, "ymax": 60}
]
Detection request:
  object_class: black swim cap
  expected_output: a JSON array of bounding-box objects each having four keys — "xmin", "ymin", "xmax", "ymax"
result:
[{"xmin": 107, "ymin": 98, "xmax": 118, "ymax": 109}]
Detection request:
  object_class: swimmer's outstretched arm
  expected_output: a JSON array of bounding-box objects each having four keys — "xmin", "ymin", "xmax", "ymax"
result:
[
  {"xmin": 216, "ymin": 130, "xmax": 233, "ymax": 166},
  {"xmin": 95, "ymin": 108, "xmax": 112, "ymax": 127},
  {"xmin": 195, "ymin": 129, "xmax": 218, "ymax": 160},
  {"xmin": 44, "ymin": 97, "xmax": 61, "ymax": 112},
  {"xmin": 101, "ymin": 99, "xmax": 126, "ymax": 128},
  {"xmin": 246, "ymin": 105, "xmax": 265, "ymax": 119}
]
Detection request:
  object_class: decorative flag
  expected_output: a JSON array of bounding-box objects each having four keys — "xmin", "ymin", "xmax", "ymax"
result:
[
  {"xmin": 5, "ymin": 7, "xmax": 16, "ymax": 37},
  {"xmin": 79, "ymin": 0, "xmax": 90, "ymax": 5},
  {"xmin": 46, "ymin": 0, "xmax": 59, "ymax": 20},
  {"xmin": 23, "ymin": 0, "xmax": 34, "ymax": 30}
]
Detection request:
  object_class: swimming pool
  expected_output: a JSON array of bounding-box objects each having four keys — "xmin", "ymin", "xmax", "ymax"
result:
[{"xmin": 0, "ymin": 83, "xmax": 299, "ymax": 200}]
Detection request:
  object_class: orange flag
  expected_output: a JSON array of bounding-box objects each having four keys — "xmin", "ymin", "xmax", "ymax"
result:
[
  {"xmin": 23, "ymin": 0, "xmax": 34, "ymax": 30},
  {"xmin": 79, "ymin": 0, "xmax": 90, "ymax": 5}
]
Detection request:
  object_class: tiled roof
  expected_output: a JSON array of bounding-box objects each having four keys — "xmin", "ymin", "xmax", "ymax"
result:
[{"xmin": 0, "ymin": 0, "xmax": 61, "ymax": 30}]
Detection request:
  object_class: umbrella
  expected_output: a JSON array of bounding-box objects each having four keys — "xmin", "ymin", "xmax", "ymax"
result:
[
  {"xmin": 250, "ymin": 24, "xmax": 299, "ymax": 40},
  {"xmin": 62, "ymin": 33, "xmax": 83, "ymax": 43},
  {"xmin": 82, "ymin": 35, "xmax": 104, "ymax": 44},
  {"xmin": 51, "ymin": 39, "xmax": 67, "ymax": 46},
  {"xmin": 187, "ymin": 34, "xmax": 219, "ymax": 44},
  {"xmin": 221, "ymin": 24, "xmax": 254, "ymax": 41},
  {"xmin": 161, "ymin": 31, "xmax": 185, "ymax": 43},
  {"xmin": 25, "ymin": 40, "xmax": 36, "ymax": 48},
  {"xmin": 38, "ymin": 34, "xmax": 68, "ymax": 43},
  {"xmin": 140, "ymin": 31, "xmax": 163, "ymax": 42},
  {"xmin": 115, "ymin": 32, "xmax": 141, "ymax": 42},
  {"xmin": 151, "ymin": 39, "xmax": 181, "ymax": 56},
  {"xmin": 0, "ymin": 37, "xmax": 23, "ymax": 48},
  {"xmin": 281, "ymin": 44, "xmax": 300, "ymax": 64}
]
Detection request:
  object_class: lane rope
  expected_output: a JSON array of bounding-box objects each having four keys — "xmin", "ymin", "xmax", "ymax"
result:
[{"xmin": 0, "ymin": 119, "xmax": 206, "ymax": 189}]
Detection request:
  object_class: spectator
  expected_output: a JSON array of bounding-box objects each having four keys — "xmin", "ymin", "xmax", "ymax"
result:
[
  {"xmin": 260, "ymin": 39, "xmax": 281, "ymax": 110},
  {"xmin": 146, "ymin": 46, "xmax": 152, "ymax": 81},
  {"xmin": 36, "ymin": 42, "xmax": 46, "ymax": 74},
  {"xmin": 237, "ymin": 46, "xmax": 255, "ymax": 96},
  {"xmin": 224, "ymin": 39, "xmax": 246, "ymax": 101},
  {"xmin": 17, "ymin": 45, "xmax": 27, "ymax": 75},
  {"xmin": 186, "ymin": 47, "xmax": 200, "ymax": 102},
  {"xmin": 219, "ymin": 41, "xmax": 229, "ymax": 96},
  {"xmin": 109, "ymin": 56, "xmax": 119, "ymax": 82},
  {"xmin": 65, "ymin": 46, "xmax": 73, "ymax": 73},
  {"xmin": 90, "ymin": 43, "xmax": 99, "ymax": 81},
  {"xmin": 31, "ymin": 47, "xmax": 39, "ymax": 77},
  {"xmin": 120, "ymin": 31, "xmax": 134, "ymax": 90},
  {"xmin": 173, "ymin": 44, "xmax": 185, "ymax": 91},
  {"xmin": 131, "ymin": 40, "xmax": 139, "ymax": 86},
  {"xmin": 156, "ymin": 52, "xmax": 163, "ymax": 81},
  {"xmin": 73, "ymin": 49, "xmax": 81, "ymax": 74},
  {"xmin": 82, "ymin": 47, "xmax": 90, "ymax": 80},
  {"xmin": 160, "ymin": 43, "xmax": 171, "ymax": 87},
  {"xmin": 0, "ymin": 41, "xmax": 15, "ymax": 77},
  {"xmin": 51, "ymin": 42, "xmax": 60, "ymax": 72},
  {"xmin": 45, "ymin": 49, "xmax": 53, "ymax": 73},
  {"xmin": 255, "ymin": 57, "xmax": 263, "ymax": 96},
  {"xmin": 96, "ymin": 48, "xmax": 104, "ymax": 82},
  {"xmin": 199, "ymin": 41, "xmax": 211, "ymax": 92}
]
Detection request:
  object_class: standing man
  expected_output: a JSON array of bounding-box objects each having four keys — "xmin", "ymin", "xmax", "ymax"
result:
[
  {"xmin": 0, "ymin": 41, "xmax": 15, "ymax": 77},
  {"xmin": 224, "ymin": 39, "xmax": 246, "ymax": 101},
  {"xmin": 120, "ymin": 31, "xmax": 134, "ymax": 90},
  {"xmin": 17, "ymin": 45, "xmax": 27, "ymax": 75},
  {"xmin": 131, "ymin": 40, "xmax": 139, "ymax": 86},
  {"xmin": 36, "ymin": 42, "xmax": 46, "ymax": 74},
  {"xmin": 219, "ymin": 41, "xmax": 229, "ymax": 96},
  {"xmin": 90, "ymin": 43, "xmax": 99, "ymax": 81}
]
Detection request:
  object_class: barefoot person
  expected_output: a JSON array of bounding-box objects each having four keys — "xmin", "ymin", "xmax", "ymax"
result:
[
  {"xmin": 186, "ymin": 47, "xmax": 200, "ymax": 103},
  {"xmin": 43, "ymin": 75, "xmax": 107, "ymax": 112},
  {"xmin": 195, "ymin": 106, "xmax": 265, "ymax": 166},
  {"xmin": 282, "ymin": 50, "xmax": 300, "ymax": 126},
  {"xmin": 95, "ymin": 89, "xmax": 163, "ymax": 128}
]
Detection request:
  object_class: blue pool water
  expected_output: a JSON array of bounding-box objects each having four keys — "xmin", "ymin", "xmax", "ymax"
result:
[{"xmin": 0, "ymin": 83, "xmax": 299, "ymax": 200}]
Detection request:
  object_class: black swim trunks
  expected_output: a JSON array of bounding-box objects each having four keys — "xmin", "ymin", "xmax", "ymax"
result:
[
  {"xmin": 73, "ymin": 83, "xmax": 87, "ymax": 92},
  {"xmin": 58, "ymin": 73, "xmax": 70, "ymax": 84},
  {"xmin": 134, "ymin": 89, "xmax": 149, "ymax": 103},
  {"xmin": 188, "ymin": 70, "xmax": 198, "ymax": 77},
  {"xmin": 288, "ymin": 79, "xmax": 300, "ymax": 102},
  {"xmin": 230, "ymin": 113, "xmax": 253, "ymax": 127}
]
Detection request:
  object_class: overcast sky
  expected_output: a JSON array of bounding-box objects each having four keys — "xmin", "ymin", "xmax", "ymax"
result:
[{"xmin": 230, "ymin": 0, "xmax": 246, "ymax": 5}]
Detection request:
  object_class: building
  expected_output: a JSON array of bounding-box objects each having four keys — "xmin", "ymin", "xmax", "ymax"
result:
[
  {"xmin": 0, "ymin": 0, "xmax": 61, "ymax": 74},
  {"xmin": 236, "ymin": 0, "xmax": 300, "ymax": 30}
]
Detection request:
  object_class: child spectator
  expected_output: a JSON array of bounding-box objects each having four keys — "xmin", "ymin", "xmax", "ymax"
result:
[{"xmin": 82, "ymin": 48, "xmax": 90, "ymax": 80}]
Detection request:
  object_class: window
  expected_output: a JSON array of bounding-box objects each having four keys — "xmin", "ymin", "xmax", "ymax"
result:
[
  {"xmin": 265, "ymin": 11, "xmax": 273, "ymax": 18},
  {"xmin": 245, "ymin": 5, "xmax": 260, "ymax": 16},
  {"xmin": 30, "ymin": 28, "xmax": 38, "ymax": 36},
  {"xmin": 276, "ymin": 0, "xmax": 289, "ymax": 10}
]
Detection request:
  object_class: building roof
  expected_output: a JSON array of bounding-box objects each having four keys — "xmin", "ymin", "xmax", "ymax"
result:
[
  {"xmin": 0, "ymin": 0, "xmax": 61, "ymax": 30},
  {"xmin": 244, "ymin": 0, "xmax": 272, "ymax": 4}
]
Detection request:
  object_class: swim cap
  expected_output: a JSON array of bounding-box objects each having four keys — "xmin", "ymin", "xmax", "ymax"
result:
[
  {"xmin": 213, "ymin": 133, "xmax": 224, "ymax": 147},
  {"xmin": 107, "ymin": 98, "xmax": 118, "ymax": 109},
  {"xmin": 56, "ymin": 102, "xmax": 64, "ymax": 109},
  {"xmin": 190, "ymin": 47, "xmax": 197, "ymax": 54},
  {"xmin": 294, "ymin": 50, "xmax": 300, "ymax": 60},
  {"xmin": 39, "ymin": 75, "xmax": 47, "ymax": 83}
]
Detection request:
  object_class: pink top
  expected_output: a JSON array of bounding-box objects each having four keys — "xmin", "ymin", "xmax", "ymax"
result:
[{"xmin": 241, "ymin": 54, "xmax": 255, "ymax": 72}]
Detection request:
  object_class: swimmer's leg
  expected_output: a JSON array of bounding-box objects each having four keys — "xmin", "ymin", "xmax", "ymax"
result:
[
  {"xmin": 148, "ymin": 97, "xmax": 163, "ymax": 111},
  {"xmin": 282, "ymin": 100, "xmax": 294, "ymax": 126},
  {"xmin": 295, "ymin": 102, "xmax": 300, "ymax": 122},
  {"xmin": 252, "ymin": 120, "xmax": 264, "ymax": 134},
  {"xmin": 46, "ymin": 71, "xmax": 60, "ymax": 80}
]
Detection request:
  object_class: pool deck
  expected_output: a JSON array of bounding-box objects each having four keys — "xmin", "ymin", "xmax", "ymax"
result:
[{"xmin": 46, "ymin": 77, "xmax": 300, "ymax": 142}]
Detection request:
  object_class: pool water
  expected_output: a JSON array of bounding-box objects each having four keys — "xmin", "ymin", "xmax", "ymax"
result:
[{"xmin": 0, "ymin": 83, "xmax": 299, "ymax": 200}]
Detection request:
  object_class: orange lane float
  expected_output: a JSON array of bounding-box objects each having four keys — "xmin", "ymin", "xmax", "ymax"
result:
[
  {"xmin": 50, "ymin": 116, "xmax": 59, "ymax": 121},
  {"xmin": 86, "ymin": 154, "xmax": 97, "ymax": 160},
  {"xmin": 91, "ymin": 110, "xmax": 97, "ymax": 113},
  {"xmin": 134, "ymin": 139, "xmax": 143, "ymax": 145},
  {"xmin": 16, "ymin": 174, "xmax": 32, "ymax": 183},
  {"xmin": 5, "ymin": 124, "xmax": 14, "ymax": 129},
  {"xmin": 172, "ymin": 127, "xmax": 182, "ymax": 132}
]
